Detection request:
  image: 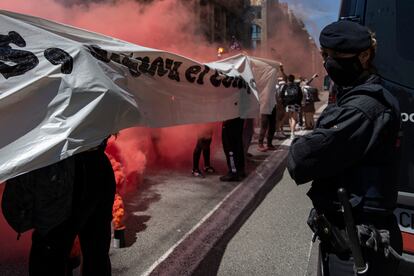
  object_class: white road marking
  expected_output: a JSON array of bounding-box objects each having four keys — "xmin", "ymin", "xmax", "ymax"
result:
[
  {"xmin": 142, "ymin": 103, "xmax": 328, "ymax": 276},
  {"xmin": 140, "ymin": 181, "xmax": 244, "ymax": 276}
]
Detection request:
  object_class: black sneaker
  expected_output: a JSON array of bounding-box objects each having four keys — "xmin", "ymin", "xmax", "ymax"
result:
[
  {"xmin": 267, "ymin": 144, "xmax": 277, "ymax": 151},
  {"xmin": 204, "ymin": 166, "xmax": 216, "ymax": 174},
  {"xmin": 219, "ymin": 172, "xmax": 241, "ymax": 182},
  {"xmin": 192, "ymin": 169, "xmax": 205, "ymax": 178}
]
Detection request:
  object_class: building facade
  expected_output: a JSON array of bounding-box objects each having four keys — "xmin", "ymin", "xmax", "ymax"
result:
[
  {"xmin": 247, "ymin": 0, "xmax": 324, "ymax": 83},
  {"xmin": 193, "ymin": 0, "xmax": 251, "ymax": 48}
]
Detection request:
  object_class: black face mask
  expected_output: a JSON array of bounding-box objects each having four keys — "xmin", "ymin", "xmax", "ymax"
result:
[{"xmin": 324, "ymin": 55, "xmax": 364, "ymax": 87}]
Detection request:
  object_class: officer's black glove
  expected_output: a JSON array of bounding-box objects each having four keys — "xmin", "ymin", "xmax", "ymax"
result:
[{"xmin": 357, "ymin": 224, "xmax": 402, "ymax": 261}]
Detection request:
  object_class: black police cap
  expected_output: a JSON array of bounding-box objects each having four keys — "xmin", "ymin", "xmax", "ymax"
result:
[{"xmin": 319, "ymin": 20, "xmax": 372, "ymax": 53}]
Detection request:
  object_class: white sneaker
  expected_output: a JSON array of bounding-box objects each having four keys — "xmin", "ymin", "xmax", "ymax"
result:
[{"xmin": 290, "ymin": 133, "xmax": 296, "ymax": 140}]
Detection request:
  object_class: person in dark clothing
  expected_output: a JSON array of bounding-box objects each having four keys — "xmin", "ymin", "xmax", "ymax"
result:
[
  {"xmin": 192, "ymin": 124, "xmax": 216, "ymax": 177},
  {"xmin": 30, "ymin": 141, "xmax": 115, "ymax": 276},
  {"xmin": 287, "ymin": 21, "xmax": 402, "ymax": 276},
  {"xmin": 29, "ymin": 141, "xmax": 116, "ymax": 276},
  {"xmin": 243, "ymin": 118, "xmax": 255, "ymax": 158},
  {"xmin": 3, "ymin": 139, "xmax": 116, "ymax": 276},
  {"xmin": 281, "ymin": 74, "xmax": 303, "ymax": 139},
  {"xmin": 220, "ymin": 118, "xmax": 245, "ymax": 182},
  {"xmin": 258, "ymin": 106, "xmax": 277, "ymax": 152}
]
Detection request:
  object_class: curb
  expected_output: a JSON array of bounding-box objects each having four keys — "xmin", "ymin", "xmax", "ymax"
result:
[{"xmin": 148, "ymin": 146, "xmax": 290, "ymax": 276}]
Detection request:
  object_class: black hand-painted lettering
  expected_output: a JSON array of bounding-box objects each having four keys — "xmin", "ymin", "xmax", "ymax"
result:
[
  {"xmin": 197, "ymin": 65, "xmax": 210, "ymax": 85},
  {"xmin": 148, "ymin": 57, "xmax": 169, "ymax": 77},
  {"xmin": 232, "ymin": 77, "xmax": 239, "ymax": 88},
  {"xmin": 185, "ymin": 65, "xmax": 201, "ymax": 83},
  {"xmin": 238, "ymin": 78, "xmax": 245, "ymax": 89},
  {"xmin": 110, "ymin": 53, "xmax": 121, "ymax": 63},
  {"xmin": 222, "ymin": 76, "xmax": 234, "ymax": 88},
  {"xmin": 44, "ymin": 48, "xmax": 73, "ymax": 74},
  {"xmin": 0, "ymin": 31, "xmax": 39, "ymax": 79},
  {"xmin": 7, "ymin": 31, "xmax": 26, "ymax": 47},
  {"xmin": 87, "ymin": 45, "xmax": 110, "ymax": 63},
  {"xmin": 122, "ymin": 56, "xmax": 140, "ymax": 77},
  {"xmin": 166, "ymin": 61, "xmax": 182, "ymax": 82},
  {"xmin": 210, "ymin": 70, "xmax": 222, "ymax": 87},
  {"xmin": 137, "ymin": 56, "xmax": 150, "ymax": 74}
]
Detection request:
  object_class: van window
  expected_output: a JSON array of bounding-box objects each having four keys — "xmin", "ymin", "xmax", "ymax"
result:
[
  {"xmin": 396, "ymin": 1, "xmax": 414, "ymax": 61},
  {"xmin": 339, "ymin": 0, "xmax": 357, "ymax": 18},
  {"xmin": 365, "ymin": 0, "xmax": 414, "ymax": 88}
]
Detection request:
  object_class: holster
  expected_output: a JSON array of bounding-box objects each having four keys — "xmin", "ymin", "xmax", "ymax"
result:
[{"xmin": 307, "ymin": 208, "xmax": 350, "ymax": 254}]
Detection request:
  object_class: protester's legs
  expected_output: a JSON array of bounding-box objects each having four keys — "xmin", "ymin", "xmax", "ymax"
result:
[
  {"xmin": 304, "ymin": 112, "xmax": 314, "ymax": 129},
  {"xmin": 242, "ymin": 118, "xmax": 254, "ymax": 156},
  {"xmin": 267, "ymin": 107, "xmax": 277, "ymax": 146},
  {"xmin": 221, "ymin": 118, "xmax": 245, "ymax": 181},
  {"xmin": 276, "ymin": 105, "xmax": 287, "ymax": 133},
  {"xmin": 201, "ymin": 137, "xmax": 212, "ymax": 168},
  {"xmin": 298, "ymin": 109, "xmax": 304, "ymax": 128},
  {"xmin": 29, "ymin": 222, "xmax": 76, "ymax": 276},
  {"xmin": 192, "ymin": 138, "xmax": 203, "ymax": 171},
  {"xmin": 258, "ymin": 114, "xmax": 269, "ymax": 146},
  {"xmin": 289, "ymin": 111, "xmax": 297, "ymax": 136},
  {"xmin": 234, "ymin": 118, "xmax": 245, "ymax": 176},
  {"xmin": 77, "ymin": 150, "xmax": 115, "ymax": 276},
  {"xmin": 222, "ymin": 120, "xmax": 236, "ymax": 173},
  {"xmin": 79, "ymin": 197, "xmax": 113, "ymax": 276}
]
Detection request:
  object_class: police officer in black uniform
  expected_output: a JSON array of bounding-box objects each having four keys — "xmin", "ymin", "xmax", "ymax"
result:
[{"xmin": 287, "ymin": 21, "xmax": 402, "ymax": 275}]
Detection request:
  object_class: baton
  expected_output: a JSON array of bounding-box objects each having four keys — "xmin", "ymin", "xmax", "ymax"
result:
[
  {"xmin": 306, "ymin": 73, "xmax": 319, "ymax": 85},
  {"xmin": 337, "ymin": 188, "xmax": 369, "ymax": 275}
]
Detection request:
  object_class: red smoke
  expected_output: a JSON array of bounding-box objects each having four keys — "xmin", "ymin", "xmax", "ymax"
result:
[
  {"xmin": 104, "ymin": 123, "xmax": 222, "ymax": 192},
  {"xmin": 1, "ymin": 0, "xmax": 217, "ymax": 61},
  {"xmin": 1, "ymin": 0, "xmax": 225, "ymax": 184},
  {"xmin": 0, "ymin": 1, "xmax": 225, "ymax": 266}
]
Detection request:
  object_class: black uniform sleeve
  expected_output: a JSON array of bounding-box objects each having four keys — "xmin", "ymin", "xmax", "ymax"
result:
[{"xmin": 287, "ymin": 105, "xmax": 374, "ymax": 184}]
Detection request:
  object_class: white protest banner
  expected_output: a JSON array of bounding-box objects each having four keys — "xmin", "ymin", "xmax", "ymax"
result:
[
  {"xmin": 0, "ymin": 10, "xmax": 279, "ymax": 182},
  {"xmin": 208, "ymin": 56, "xmax": 279, "ymax": 115}
]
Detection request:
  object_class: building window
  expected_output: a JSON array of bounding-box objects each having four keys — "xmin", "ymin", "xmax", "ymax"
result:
[{"xmin": 251, "ymin": 24, "xmax": 262, "ymax": 41}]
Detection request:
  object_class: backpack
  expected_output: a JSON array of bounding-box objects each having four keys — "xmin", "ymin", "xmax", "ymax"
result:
[
  {"xmin": 1, "ymin": 157, "xmax": 75, "ymax": 237},
  {"xmin": 282, "ymin": 83, "xmax": 300, "ymax": 105}
]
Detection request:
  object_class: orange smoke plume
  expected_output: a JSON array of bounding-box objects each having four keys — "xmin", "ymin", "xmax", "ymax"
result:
[
  {"xmin": 112, "ymin": 193, "xmax": 125, "ymax": 230},
  {"xmin": 106, "ymin": 153, "xmax": 126, "ymax": 192}
]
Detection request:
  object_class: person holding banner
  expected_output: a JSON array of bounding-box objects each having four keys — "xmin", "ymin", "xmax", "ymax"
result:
[
  {"xmin": 2, "ymin": 139, "xmax": 116, "ymax": 276},
  {"xmin": 220, "ymin": 118, "xmax": 246, "ymax": 182},
  {"xmin": 192, "ymin": 123, "xmax": 216, "ymax": 178}
]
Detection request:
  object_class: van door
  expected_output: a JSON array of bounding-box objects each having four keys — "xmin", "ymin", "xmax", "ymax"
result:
[{"xmin": 340, "ymin": 0, "xmax": 414, "ymax": 267}]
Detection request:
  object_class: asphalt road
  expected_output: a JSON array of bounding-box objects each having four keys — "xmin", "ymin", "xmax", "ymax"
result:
[
  {"xmin": 217, "ymin": 169, "xmax": 314, "ymax": 276},
  {"xmin": 0, "ymin": 97, "xmax": 329, "ymax": 276}
]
